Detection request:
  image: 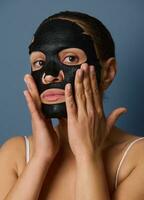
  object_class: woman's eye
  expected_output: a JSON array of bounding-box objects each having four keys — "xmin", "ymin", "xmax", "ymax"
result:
[
  {"xmin": 33, "ymin": 60, "xmax": 45, "ymax": 68},
  {"xmin": 63, "ymin": 55, "xmax": 79, "ymax": 64}
]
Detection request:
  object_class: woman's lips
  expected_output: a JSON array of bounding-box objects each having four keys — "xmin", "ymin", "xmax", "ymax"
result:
[{"xmin": 40, "ymin": 89, "xmax": 65, "ymax": 104}]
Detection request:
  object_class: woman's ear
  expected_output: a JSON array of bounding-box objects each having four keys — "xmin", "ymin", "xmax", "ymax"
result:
[{"xmin": 99, "ymin": 57, "xmax": 117, "ymax": 91}]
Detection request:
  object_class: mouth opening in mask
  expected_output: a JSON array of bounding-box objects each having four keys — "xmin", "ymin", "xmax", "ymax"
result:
[{"xmin": 40, "ymin": 88, "xmax": 65, "ymax": 104}]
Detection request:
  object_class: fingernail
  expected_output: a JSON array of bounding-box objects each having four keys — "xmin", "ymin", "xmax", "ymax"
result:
[
  {"xmin": 66, "ymin": 83, "xmax": 72, "ymax": 95},
  {"xmin": 67, "ymin": 83, "xmax": 71, "ymax": 90},
  {"xmin": 23, "ymin": 90, "xmax": 27, "ymax": 96},
  {"xmin": 82, "ymin": 63, "xmax": 88, "ymax": 71},
  {"xmin": 90, "ymin": 65, "xmax": 95, "ymax": 73},
  {"xmin": 24, "ymin": 79, "xmax": 31, "ymax": 90},
  {"xmin": 78, "ymin": 69, "xmax": 83, "ymax": 78},
  {"xmin": 124, "ymin": 109, "xmax": 128, "ymax": 113}
]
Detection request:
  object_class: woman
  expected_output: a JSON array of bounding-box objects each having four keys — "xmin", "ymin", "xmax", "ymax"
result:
[{"xmin": 0, "ymin": 10, "xmax": 144, "ymax": 200}]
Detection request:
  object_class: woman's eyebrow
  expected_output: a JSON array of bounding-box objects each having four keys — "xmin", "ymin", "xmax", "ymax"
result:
[{"xmin": 30, "ymin": 53, "xmax": 46, "ymax": 59}]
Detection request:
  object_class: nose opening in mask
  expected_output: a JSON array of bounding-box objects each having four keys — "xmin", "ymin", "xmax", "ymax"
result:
[{"xmin": 42, "ymin": 70, "xmax": 65, "ymax": 84}]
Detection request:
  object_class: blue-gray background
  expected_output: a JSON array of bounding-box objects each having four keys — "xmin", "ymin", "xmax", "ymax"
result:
[{"xmin": 0, "ymin": 1, "xmax": 144, "ymax": 145}]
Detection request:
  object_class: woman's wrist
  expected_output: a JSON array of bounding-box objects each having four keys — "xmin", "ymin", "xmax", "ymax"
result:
[{"xmin": 32, "ymin": 153, "xmax": 54, "ymax": 167}]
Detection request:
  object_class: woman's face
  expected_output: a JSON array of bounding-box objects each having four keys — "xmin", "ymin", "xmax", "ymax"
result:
[
  {"xmin": 30, "ymin": 48, "xmax": 87, "ymax": 105},
  {"xmin": 28, "ymin": 19, "xmax": 102, "ymax": 118}
]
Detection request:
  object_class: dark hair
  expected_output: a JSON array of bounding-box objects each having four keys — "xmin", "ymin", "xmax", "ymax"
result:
[{"xmin": 32, "ymin": 10, "xmax": 115, "ymax": 62}]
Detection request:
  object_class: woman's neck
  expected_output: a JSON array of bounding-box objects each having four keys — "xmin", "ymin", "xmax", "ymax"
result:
[{"xmin": 54, "ymin": 118, "xmax": 73, "ymax": 156}]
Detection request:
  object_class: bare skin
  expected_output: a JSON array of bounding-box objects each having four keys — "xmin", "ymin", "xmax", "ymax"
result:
[
  {"xmin": 26, "ymin": 126, "xmax": 142, "ymax": 198},
  {"xmin": 1, "ymin": 125, "xmax": 143, "ymax": 199},
  {"xmin": 0, "ymin": 48, "xmax": 144, "ymax": 199}
]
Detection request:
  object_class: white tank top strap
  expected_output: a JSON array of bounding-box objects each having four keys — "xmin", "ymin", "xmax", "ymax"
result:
[
  {"xmin": 24, "ymin": 136, "xmax": 30, "ymax": 164},
  {"xmin": 115, "ymin": 137, "xmax": 144, "ymax": 190}
]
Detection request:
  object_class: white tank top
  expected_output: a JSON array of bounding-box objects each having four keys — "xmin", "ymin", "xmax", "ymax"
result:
[{"xmin": 23, "ymin": 135, "xmax": 144, "ymax": 190}]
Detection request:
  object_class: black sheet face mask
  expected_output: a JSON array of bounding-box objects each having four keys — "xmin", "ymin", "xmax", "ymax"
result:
[{"xmin": 28, "ymin": 19, "xmax": 102, "ymax": 118}]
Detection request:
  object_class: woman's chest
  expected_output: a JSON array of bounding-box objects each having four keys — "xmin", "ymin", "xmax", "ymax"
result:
[
  {"xmin": 38, "ymin": 145, "xmax": 136, "ymax": 199},
  {"xmin": 38, "ymin": 160, "xmax": 76, "ymax": 200}
]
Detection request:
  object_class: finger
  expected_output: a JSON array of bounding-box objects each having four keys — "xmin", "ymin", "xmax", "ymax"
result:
[
  {"xmin": 81, "ymin": 63, "xmax": 95, "ymax": 116},
  {"xmin": 65, "ymin": 83, "xmax": 77, "ymax": 118},
  {"xmin": 106, "ymin": 107, "xmax": 128, "ymax": 132},
  {"xmin": 74, "ymin": 68, "xmax": 86, "ymax": 114},
  {"xmin": 24, "ymin": 90, "xmax": 59, "ymax": 144},
  {"xmin": 90, "ymin": 65, "xmax": 104, "ymax": 117},
  {"xmin": 24, "ymin": 74, "xmax": 41, "ymax": 109},
  {"xmin": 23, "ymin": 90, "xmax": 41, "ymax": 121}
]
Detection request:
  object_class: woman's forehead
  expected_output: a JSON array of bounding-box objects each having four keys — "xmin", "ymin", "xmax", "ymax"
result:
[
  {"xmin": 30, "ymin": 51, "xmax": 46, "ymax": 59},
  {"xmin": 29, "ymin": 19, "xmax": 98, "ymax": 63},
  {"xmin": 29, "ymin": 19, "xmax": 91, "ymax": 53}
]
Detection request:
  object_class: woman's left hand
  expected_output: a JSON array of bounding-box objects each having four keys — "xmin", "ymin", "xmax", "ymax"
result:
[{"xmin": 65, "ymin": 63, "xmax": 127, "ymax": 160}]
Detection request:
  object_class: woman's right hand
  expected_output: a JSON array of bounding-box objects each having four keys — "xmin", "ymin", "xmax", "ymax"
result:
[{"xmin": 23, "ymin": 74, "xmax": 60, "ymax": 163}]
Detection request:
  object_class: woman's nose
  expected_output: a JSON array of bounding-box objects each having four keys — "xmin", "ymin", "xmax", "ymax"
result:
[{"xmin": 42, "ymin": 70, "xmax": 64, "ymax": 84}]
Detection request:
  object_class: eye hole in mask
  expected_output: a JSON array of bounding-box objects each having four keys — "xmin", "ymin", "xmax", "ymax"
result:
[
  {"xmin": 58, "ymin": 48, "xmax": 87, "ymax": 66},
  {"xmin": 30, "ymin": 51, "xmax": 46, "ymax": 71},
  {"xmin": 30, "ymin": 48, "xmax": 87, "ymax": 72}
]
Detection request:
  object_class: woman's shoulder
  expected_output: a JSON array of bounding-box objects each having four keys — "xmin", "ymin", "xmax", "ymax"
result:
[
  {"xmin": 109, "ymin": 126, "xmax": 144, "ymax": 146},
  {"xmin": 104, "ymin": 127, "xmax": 144, "ymax": 191},
  {"xmin": 0, "ymin": 136, "xmax": 25, "ymax": 157},
  {"xmin": 108, "ymin": 127, "xmax": 144, "ymax": 164},
  {"xmin": 0, "ymin": 135, "xmax": 31, "ymax": 176}
]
